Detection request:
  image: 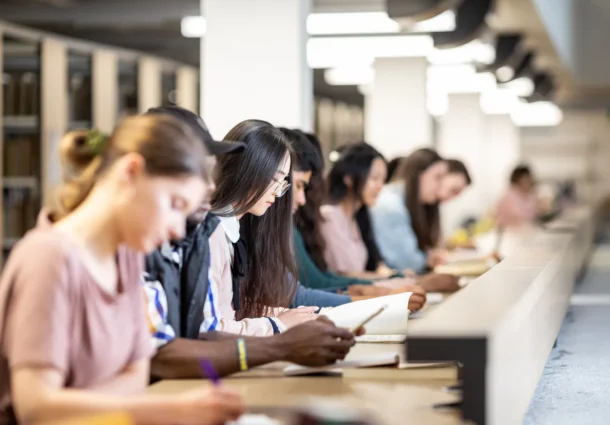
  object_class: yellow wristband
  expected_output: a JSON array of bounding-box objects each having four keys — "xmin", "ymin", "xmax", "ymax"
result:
[{"xmin": 237, "ymin": 338, "xmax": 248, "ymax": 371}]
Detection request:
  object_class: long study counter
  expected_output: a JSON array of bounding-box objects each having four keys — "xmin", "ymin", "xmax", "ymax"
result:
[
  {"xmin": 407, "ymin": 206, "xmax": 597, "ymax": 425},
  {"xmin": 149, "ymin": 206, "xmax": 596, "ymax": 425}
]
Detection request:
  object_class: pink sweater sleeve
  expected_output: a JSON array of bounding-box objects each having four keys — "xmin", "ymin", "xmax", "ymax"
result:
[{"xmin": 207, "ymin": 227, "xmax": 285, "ymax": 336}]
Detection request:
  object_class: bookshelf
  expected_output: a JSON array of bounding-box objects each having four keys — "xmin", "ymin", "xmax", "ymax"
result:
[
  {"xmin": 119, "ymin": 59, "xmax": 138, "ymax": 119},
  {"xmin": 68, "ymin": 50, "xmax": 92, "ymax": 131},
  {"xmin": 0, "ymin": 21, "xmax": 197, "ymax": 266},
  {"xmin": 2, "ymin": 35, "xmax": 42, "ymax": 262}
]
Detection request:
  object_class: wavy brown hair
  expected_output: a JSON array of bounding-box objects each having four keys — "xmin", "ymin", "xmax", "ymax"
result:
[
  {"xmin": 212, "ymin": 120, "xmax": 297, "ymax": 319},
  {"xmin": 398, "ymin": 148, "xmax": 443, "ymax": 251}
]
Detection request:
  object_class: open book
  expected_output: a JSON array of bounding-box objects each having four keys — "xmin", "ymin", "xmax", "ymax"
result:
[
  {"xmin": 320, "ymin": 292, "xmax": 411, "ymax": 335},
  {"xmin": 283, "ymin": 352, "xmax": 400, "ymax": 376}
]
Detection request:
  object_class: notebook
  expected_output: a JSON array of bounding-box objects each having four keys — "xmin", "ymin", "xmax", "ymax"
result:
[
  {"xmin": 283, "ymin": 352, "xmax": 400, "ymax": 376},
  {"xmin": 320, "ymin": 293, "xmax": 411, "ymax": 335}
]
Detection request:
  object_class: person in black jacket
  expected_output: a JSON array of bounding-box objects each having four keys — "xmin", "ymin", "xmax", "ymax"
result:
[{"xmin": 142, "ymin": 106, "xmax": 359, "ymax": 380}]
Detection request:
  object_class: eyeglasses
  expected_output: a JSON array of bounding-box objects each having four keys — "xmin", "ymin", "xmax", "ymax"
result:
[{"xmin": 270, "ymin": 178, "xmax": 291, "ymax": 198}]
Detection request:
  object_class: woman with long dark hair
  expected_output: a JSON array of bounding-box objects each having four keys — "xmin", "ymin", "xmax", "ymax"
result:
[
  {"xmin": 288, "ymin": 133, "xmax": 427, "ymax": 309},
  {"xmin": 208, "ymin": 120, "xmax": 319, "ymax": 336},
  {"xmin": 370, "ymin": 148, "xmax": 450, "ymax": 273},
  {"xmin": 320, "ymin": 143, "xmax": 399, "ymax": 279}
]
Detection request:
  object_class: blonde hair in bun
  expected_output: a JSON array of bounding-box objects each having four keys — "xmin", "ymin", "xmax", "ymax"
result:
[{"xmin": 55, "ymin": 114, "xmax": 210, "ymax": 219}]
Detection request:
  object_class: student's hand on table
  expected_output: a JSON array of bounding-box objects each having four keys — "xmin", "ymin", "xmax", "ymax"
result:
[
  {"xmin": 346, "ymin": 284, "xmax": 392, "ymax": 297},
  {"xmin": 278, "ymin": 316, "xmax": 356, "ymax": 366},
  {"xmin": 179, "ymin": 386, "xmax": 245, "ymax": 425},
  {"xmin": 375, "ymin": 263, "xmax": 396, "ymax": 278},
  {"xmin": 427, "ymin": 248, "xmax": 449, "ymax": 268},
  {"xmin": 417, "ymin": 273, "xmax": 460, "ymax": 293},
  {"xmin": 278, "ymin": 306, "xmax": 319, "ymax": 329},
  {"xmin": 401, "ymin": 268, "xmax": 417, "ymax": 277},
  {"xmin": 400, "ymin": 284, "xmax": 426, "ymax": 312}
]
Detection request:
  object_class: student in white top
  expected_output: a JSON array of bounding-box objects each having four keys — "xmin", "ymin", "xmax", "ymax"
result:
[{"xmin": 207, "ymin": 120, "xmax": 322, "ymax": 336}]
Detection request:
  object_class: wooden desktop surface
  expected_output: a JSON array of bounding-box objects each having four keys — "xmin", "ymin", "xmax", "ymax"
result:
[{"xmin": 149, "ymin": 343, "xmax": 464, "ymax": 425}]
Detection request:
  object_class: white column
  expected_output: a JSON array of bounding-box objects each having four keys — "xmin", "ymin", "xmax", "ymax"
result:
[
  {"xmin": 176, "ymin": 66, "xmax": 198, "ymax": 112},
  {"xmin": 201, "ymin": 0, "xmax": 312, "ymax": 138},
  {"xmin": 365, "ymin": 57, "xmax": 431, "ymax": 160},
  {"xmin": 437, "ymin": 93, "xmax": 486, "ymax": 236},
  {"xmin": 41, "ymin": 38, "xmax": 68, "ymax": 207},
  {"xmin": 484, "ymin": 115, "xmax": 520, "ymax": 206},
  {"xmin": 92, "ymin": 50, "xmax": 118, "ymax": 133},
  {"xmin": 137, "ymin": 57, "xmax": 161, "ymax": 113}
]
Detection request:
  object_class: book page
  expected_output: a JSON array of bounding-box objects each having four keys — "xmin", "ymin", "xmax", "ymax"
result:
[{"xmin": 320, "ymin": 293, "xmax": 411, "ymax": 335}]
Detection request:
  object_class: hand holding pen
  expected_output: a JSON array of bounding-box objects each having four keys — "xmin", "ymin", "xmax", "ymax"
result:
[{"xmin": 170, "ymin": 359, "xmax": 245, "ymax": 425}]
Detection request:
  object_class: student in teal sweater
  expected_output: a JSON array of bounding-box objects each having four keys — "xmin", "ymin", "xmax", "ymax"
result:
[
  {"xmin": 292, "ymin": 133, "xmax": 461, "ymax": 295},
  {"xmin": 288, "ymin": 131, "xmax": 426, "ymax": 298}
]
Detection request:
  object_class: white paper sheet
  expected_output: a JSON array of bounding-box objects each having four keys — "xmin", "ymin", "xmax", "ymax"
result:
[{"xmin": 320, "ymin": 292, "xmax": 411, "ymax": 335}]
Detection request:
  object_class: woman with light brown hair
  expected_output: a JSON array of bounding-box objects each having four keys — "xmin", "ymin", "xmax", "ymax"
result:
[
  {"xmin": 0, "ymin": 115, "xmax": 244, "ymax": 425},
  {"xmin": 370, "ymin": 148, "xmax": 449, "ymax": 273}
]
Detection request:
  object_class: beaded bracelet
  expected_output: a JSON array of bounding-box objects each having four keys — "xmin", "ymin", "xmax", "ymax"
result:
[{"xmin": 237, "ymin": 338, "xmax": 248, "ymax": 371}]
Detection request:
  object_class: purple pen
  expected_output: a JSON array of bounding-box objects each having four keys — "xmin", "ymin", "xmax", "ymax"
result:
[{"xmin": 199, "ymin": 358, "xmax": 221, "ymax": 386}]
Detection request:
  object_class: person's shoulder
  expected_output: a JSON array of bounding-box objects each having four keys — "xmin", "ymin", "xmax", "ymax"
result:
[
  {"xmin": 11, "ymin": 228, "xmax": 75, "ymax": 262},
  {"xmin": 2, "ymin": 229, "xmax": 78, "ymax": 292},
  {"xmin": 320, "ymin": 204, "xmax": 343, "ymax": 221},
  {"xmin": 209, "ymin": 224, "xmax": 230, "ymax": 260},
  {"xmin": 373, "ymin": 183, "xmax": 407, "ymax": 213}
]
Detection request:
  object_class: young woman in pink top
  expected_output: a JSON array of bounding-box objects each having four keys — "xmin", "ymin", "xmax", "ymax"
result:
[
  {"xmin": 495, "ymin": 165, "xmax": 540, "ymax": 227},
  {"xmin": 0, "ymin": 116, "xmax": 244, "ymax": 425},
  {"xmin": 208, "ymin": 120, "xmax": 319, "ymax": 336},
  {"xmin": 321, "ymin": 143, "xmax": 412, "ymax": 282}
]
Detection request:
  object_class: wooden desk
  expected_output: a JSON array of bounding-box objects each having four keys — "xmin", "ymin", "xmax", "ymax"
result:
[
  {"xmin": 149, "ymin": 343, "xmax": 463, "ymax": 425},
  {"xmin": 149, "ymin": 376, "xmax": 465, "ymax": 425}
]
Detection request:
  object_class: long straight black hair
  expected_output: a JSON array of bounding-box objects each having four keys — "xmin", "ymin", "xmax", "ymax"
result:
[
  {"xmin": 327, "ymin": 143, "xmax": 387, "ymax": 271},
  {"xmin": 291, "ymin": 131, "xmax": 329, "ymax": 271},
  {"xmin": 212, "ymin": 120, "xmax": 297, "ymax": 319},
  {"xmin": 327, "ymin": 143, "xmax": 385, "ymax": 205}
]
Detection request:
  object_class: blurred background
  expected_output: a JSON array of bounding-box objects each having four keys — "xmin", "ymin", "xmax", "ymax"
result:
[{"xmin": 1, "ymin": 0, "xmax": 609, "ymax": 261}]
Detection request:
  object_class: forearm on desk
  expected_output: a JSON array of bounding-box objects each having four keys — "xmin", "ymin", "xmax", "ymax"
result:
[
  {"xmin": 291, "ymin": 285, "xmax": 351, "ymax": 308},
  {"xmin": 151, "ymin": 335, "xmax": 287, "ymax": 379},
  {"xmin": 89, "ymin": 359, "xmax": 149, "ymax": 394},
  {"xmin": 13, "ymin": 369, "xmax": 201, "ymax": 425}
]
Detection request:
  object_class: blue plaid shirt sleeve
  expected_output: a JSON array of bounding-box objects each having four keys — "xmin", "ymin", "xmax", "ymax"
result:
[{"xmin": 142, "ymin": 271, "xmax": 176, "ymax": 349}]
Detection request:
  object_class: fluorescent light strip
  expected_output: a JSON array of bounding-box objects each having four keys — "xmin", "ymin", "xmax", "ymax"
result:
[
  {"xmin": 499, "ymin": 77, "xmax": 535, "ymax": 97},
  {"xmin": 428, "ymin": 69, "xmax": 497, "ymax": 94},
  {"xmin": 480, "ymin": 89, "xmax": 519, "ymax": 115},
  {"xmin": 307, "ymin": 35, "xmax": 433, "ymax": 69},
  {"xmin": 182, "ymin": 10, "xmax": 456, "ymax": 38},
  {"xmin": 325, "ymin": 67, "xmax": 374, "ymax": 86},
  {"xmin": 181, "ymin": 16, "xmax": 206, "ymax": 38},
  {"xmin": 307, "ymin": 12, "xmax": 400, "ymax": 35},
  {"xmin": 428, "ymin": 40, "xmax": 496, "ymax": 65},
  {"xmin": 409, "ymin": 11, "xmax": 456, "ymax": 32},
  {"xmin": 511, "ymin": 101, "xmax": 563, "ymax": 127},
  {"xmin": 308, "ymin": 10, "xmax": 456, "ymax": 35}
]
